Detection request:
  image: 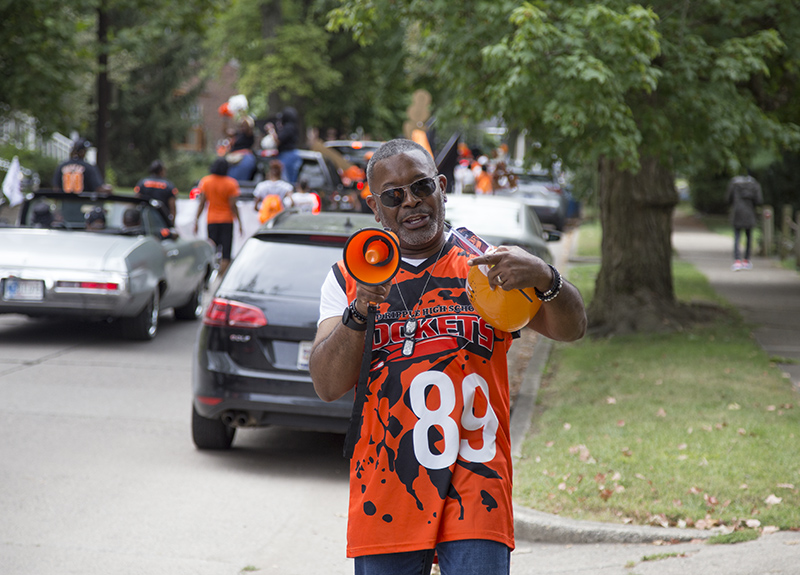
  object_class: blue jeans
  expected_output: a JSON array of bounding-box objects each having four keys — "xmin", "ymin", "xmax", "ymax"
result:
[
  {"xmin": 277, "ymin": 149, "xmax": 302, "ymax": 184},
  {"xmin": 227, "ymin": 151, "xmax": 256, "ymax": 181},
  {"xmin": 354, "ymin": 539, "xmax": 511, "ymax": 575}
]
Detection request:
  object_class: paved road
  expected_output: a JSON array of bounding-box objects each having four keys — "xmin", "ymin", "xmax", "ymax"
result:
[{"xmin": 0, "ymin": 314, "xmax": 353, "ymax": 575}]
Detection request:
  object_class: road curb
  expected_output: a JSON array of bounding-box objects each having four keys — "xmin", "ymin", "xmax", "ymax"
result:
[{"xmin": 514, "ymin": 505, "xmax": 712, "ymax": 544}]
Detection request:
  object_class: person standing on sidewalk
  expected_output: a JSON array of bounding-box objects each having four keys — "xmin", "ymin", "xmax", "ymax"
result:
[{"xmin": 726, "ymin": 173, "xmax": 763, "ymax": 271}]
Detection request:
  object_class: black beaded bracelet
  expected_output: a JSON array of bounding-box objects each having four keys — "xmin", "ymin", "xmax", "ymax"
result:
[
  {"xmin": 349, "ymin": 300, "xmax": 368, "ymax": 323},
  {"xmin": 534, "ymin": 264, "xmax": 563, "ymax": 302}
]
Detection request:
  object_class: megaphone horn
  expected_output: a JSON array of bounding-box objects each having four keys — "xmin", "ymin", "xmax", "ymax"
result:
[{"xmin": 344, "ymin": 228, "xmax": 401, "ymax": 285}]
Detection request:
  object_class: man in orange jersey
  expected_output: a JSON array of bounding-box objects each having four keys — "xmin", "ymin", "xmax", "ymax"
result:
[
  {"xmin": 310, "ymin": 139, "xmax": 586, "ymax": 574},
  {"xmin": 193, "ymin": 158, "xmax": 243, "ymax": 277}
]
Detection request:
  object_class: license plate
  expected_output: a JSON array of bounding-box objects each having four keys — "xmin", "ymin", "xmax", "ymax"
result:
[
  {"xmin": 296, "ymin": 340, "xmax": 313, "ymax": 370},
  {"xmin": 3, "ymin": 278, "xmax": 45, "ymax": 301}
]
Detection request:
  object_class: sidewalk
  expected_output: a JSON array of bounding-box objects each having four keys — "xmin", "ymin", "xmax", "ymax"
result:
[{"xmin": 508, "ymin": 214, "xmax": 800, "ymax": 572}]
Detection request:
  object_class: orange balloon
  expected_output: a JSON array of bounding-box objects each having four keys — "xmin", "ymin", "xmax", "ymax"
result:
[{"xmin": 466, "ymin": 266, "xmax": 541, "ymax": 332}]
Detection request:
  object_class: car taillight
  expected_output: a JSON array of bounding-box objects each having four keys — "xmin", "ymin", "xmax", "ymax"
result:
[
  {"xmin": 203, "ymin": 298, "xmax": 267, "ymax": 328},
  {"xmin": 56, "ymin": 281, "xmax": 119, "ymax": 291}
]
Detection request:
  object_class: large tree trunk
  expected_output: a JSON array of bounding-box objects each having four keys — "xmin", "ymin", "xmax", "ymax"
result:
[
  {"xmin": 587, "ymin": 156, "xmax": 679, "ymax": 335},
  {"xmin": 96, "ymin": 3, "xmax": 110, "ymax": 178}
]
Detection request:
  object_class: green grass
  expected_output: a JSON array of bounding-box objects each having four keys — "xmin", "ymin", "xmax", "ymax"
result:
[
  {"xmin": 641, "ymin": 552, "xmax": 684, "ymax": 561},
  {"xmin": 575, "ymin": 219, "xmax": 601, "ymax": 259},
  {"xmin": 513, "ymin": 226, "xmax": 800, "ymax": 531},
  {"xmin": 708, "ymin": 529, "xmax": 761, "ymax": 544}
]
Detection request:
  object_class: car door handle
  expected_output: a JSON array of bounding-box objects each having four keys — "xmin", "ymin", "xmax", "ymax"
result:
[{"xmin": 166, "ymin": 249, "xmax": 180, "ymax": 257}]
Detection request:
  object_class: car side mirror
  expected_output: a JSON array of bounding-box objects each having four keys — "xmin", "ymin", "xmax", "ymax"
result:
[{"xmin": 544, "ymin": 230, "xmax": 562, "ymax": 242}]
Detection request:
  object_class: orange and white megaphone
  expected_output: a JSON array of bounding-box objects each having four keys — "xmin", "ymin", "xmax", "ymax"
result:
[{"xmin": 344, "ymin": 228, "xmax": 401, "ymax": 285}]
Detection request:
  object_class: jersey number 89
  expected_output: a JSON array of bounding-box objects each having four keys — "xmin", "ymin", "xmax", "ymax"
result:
[{"xmin": 409, "ymin": 371, "xmax": 499, "ymax": 470}]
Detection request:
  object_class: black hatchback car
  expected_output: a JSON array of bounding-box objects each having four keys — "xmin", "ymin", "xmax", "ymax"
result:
[{"xmin": 191, "ymin": 210, "xmax": 377, "ymax": 449}]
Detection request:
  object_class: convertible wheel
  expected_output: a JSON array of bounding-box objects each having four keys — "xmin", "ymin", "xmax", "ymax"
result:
[
  {"xmin": 122, "ymin": 291, "xmax": 160, "ymax": 340},
  {"xmin": 192, "ymin": 405, "xmax": 235, "ymax": 450},
  {"xmin": 174, "ymin": 281, "xmax": 204, "ymax": 321}
]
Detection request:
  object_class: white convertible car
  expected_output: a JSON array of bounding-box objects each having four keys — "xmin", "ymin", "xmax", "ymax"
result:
[{"xmin": 0, "ymin": 191, "xmax": 215, "ymax": 340}]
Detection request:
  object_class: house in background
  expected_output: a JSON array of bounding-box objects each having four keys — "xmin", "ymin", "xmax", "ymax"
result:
[{"xmin": 175, "ymin": 61, "xmax": 240, "ymax": 154}]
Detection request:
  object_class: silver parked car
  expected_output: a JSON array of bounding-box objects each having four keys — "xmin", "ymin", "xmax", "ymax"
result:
[
  {"xmin": 443, "ymin": 194, "xmax": 560, "ymax": 262},
  {"xmin": 0, "ymin": 191, "xmax": 215, "ymax": 340}
]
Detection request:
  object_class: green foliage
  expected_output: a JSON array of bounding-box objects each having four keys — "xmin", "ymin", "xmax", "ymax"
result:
[
  {"xmin": 208, "ymin": 0, "xmax": 410, "ymax": 139},
  {"xmin": 96, "ymin": 0, "xmax": 217, "ymax": 185},
  {"xmin": 0, "ymin": 143, "xmax": 59, "ymax": 187},
  {"xmin": 690, "ymin": 171, "xmax": 730, "ymax": 215},
  {"xmin": 329, "ymin": 0, "xmax": 800, "ymax": 175},
  {"xmin": 0, "ymin": 0, "xmax": 94, "ymax": 133}
]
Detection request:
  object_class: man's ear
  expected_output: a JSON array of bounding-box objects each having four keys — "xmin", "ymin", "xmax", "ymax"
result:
[{"xmin": 365, "ymin": 194, "xmax": 380, "ymax": 222}]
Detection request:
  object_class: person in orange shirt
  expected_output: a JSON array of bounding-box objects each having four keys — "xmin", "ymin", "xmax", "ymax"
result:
[
  {"xmin": 194, "ymin": 158, "xmax": 243, "ymax": 277},
  {"xmin": 475, "ymin": 164, "xmax": 493, "ymax": 194}
]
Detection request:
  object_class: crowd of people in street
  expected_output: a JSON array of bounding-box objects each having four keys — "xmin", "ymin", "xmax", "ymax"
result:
[{"xmin": 451, "ymin": 142, "xmax": 522, "ymax": 196}]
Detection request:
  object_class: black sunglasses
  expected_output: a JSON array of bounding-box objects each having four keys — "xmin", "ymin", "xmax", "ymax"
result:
[{"xmin": 376, "ymin": 175, "xmax": 440, "ymax": 207}]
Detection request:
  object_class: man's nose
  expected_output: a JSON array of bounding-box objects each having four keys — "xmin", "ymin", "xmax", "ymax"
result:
[{"xmin": 401, "ymin": 185, "xmax": 421, "ymax": 206}]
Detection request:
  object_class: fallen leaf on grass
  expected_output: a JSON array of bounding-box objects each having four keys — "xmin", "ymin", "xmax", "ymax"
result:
[
  {"xmin": 740, "ymin": 483, "xmax": 749, "ymax": 490},
  {"xmin": 563, "ymin": 422, "xmax": 572, "ymax": 430},
  {"xmin": 606, "ymin": 396, "xmax": 616, "ymax": 404},
  {"xmin": 656, "ymin": 408, "xmax": 667, "ymax": 417},
  {"xmin": 617, "ymin": 420, "xmax": 625, "ymax": 427},
  {"xmin": 765, "ymin": 494, "xmax": 783, "ymax": 505},
  {"xmin": 763, "ymin": 526, "xmax": 780, "ymax": 535},
  {"xmin": 678, "ymin": 443, "xmax": 687, "ymax": 450},
  {"xmin": 728, "ymin": 402, "xmax": 741, "ymax": 410},
  {"xmin": 746, "ymin": 519, "xmax": 761, "ymax": 528},
  {"xmin": 689, "ymin": 486, "xmax": 703, "ymax": 494},
  {"xmin": 777, "ymin": 483, "xmax": 795, "ymax": 489},
  {"xmin": 599, "ymin": 488, "xmax": 614, "ymax": 501},
  {"xmin": 766, "ymin": 405, "xmax": 776, "ymax": 411},
  {"xmin": 545, "ymin": 441, "xmax": 555, "ymax": 447}
]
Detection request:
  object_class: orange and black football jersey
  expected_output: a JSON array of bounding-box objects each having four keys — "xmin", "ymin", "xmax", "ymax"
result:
[{"xmin": 332, "ymin": 235, "xmax": 515, "ymax": 557}]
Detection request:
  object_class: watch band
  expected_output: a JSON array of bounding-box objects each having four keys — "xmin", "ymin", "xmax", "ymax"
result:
[{"xmin": 342, "ymin": 301, "xmax": 367, "ymax": 331}]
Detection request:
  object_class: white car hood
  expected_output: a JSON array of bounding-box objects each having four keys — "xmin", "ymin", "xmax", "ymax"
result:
[{"xmin": 0, "ymin": 229, "xmax": 142, "ymax": 272}]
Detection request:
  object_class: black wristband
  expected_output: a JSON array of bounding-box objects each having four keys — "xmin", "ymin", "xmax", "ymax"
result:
[
  {"xmin": 534, "ymin": 264, "xmax": 563, "ymax": 302},
  {"xmin": 342, "ymin": 300, "xmax": 368, "ymax": 331}
]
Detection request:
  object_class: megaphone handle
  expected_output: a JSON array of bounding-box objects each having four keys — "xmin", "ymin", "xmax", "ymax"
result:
[{"xmin": 343, "ymin": 304, "xmax": 376, "ymax": 459}]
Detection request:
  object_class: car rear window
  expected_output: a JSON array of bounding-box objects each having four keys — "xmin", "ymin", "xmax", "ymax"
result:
[{"xmin": 220, "ymin": 236, "xmax": 343, "ymax": 298}]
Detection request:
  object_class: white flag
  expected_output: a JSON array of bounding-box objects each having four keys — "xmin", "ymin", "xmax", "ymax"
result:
[{"xmin": 2, "ymin": 156, "xmax": 24, "ymax": 207}]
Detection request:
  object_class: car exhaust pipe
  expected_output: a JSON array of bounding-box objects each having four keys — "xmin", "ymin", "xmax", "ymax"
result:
[{"xmin": 221, "ymin": 410, "xmax": 254, "ymax": 428}]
